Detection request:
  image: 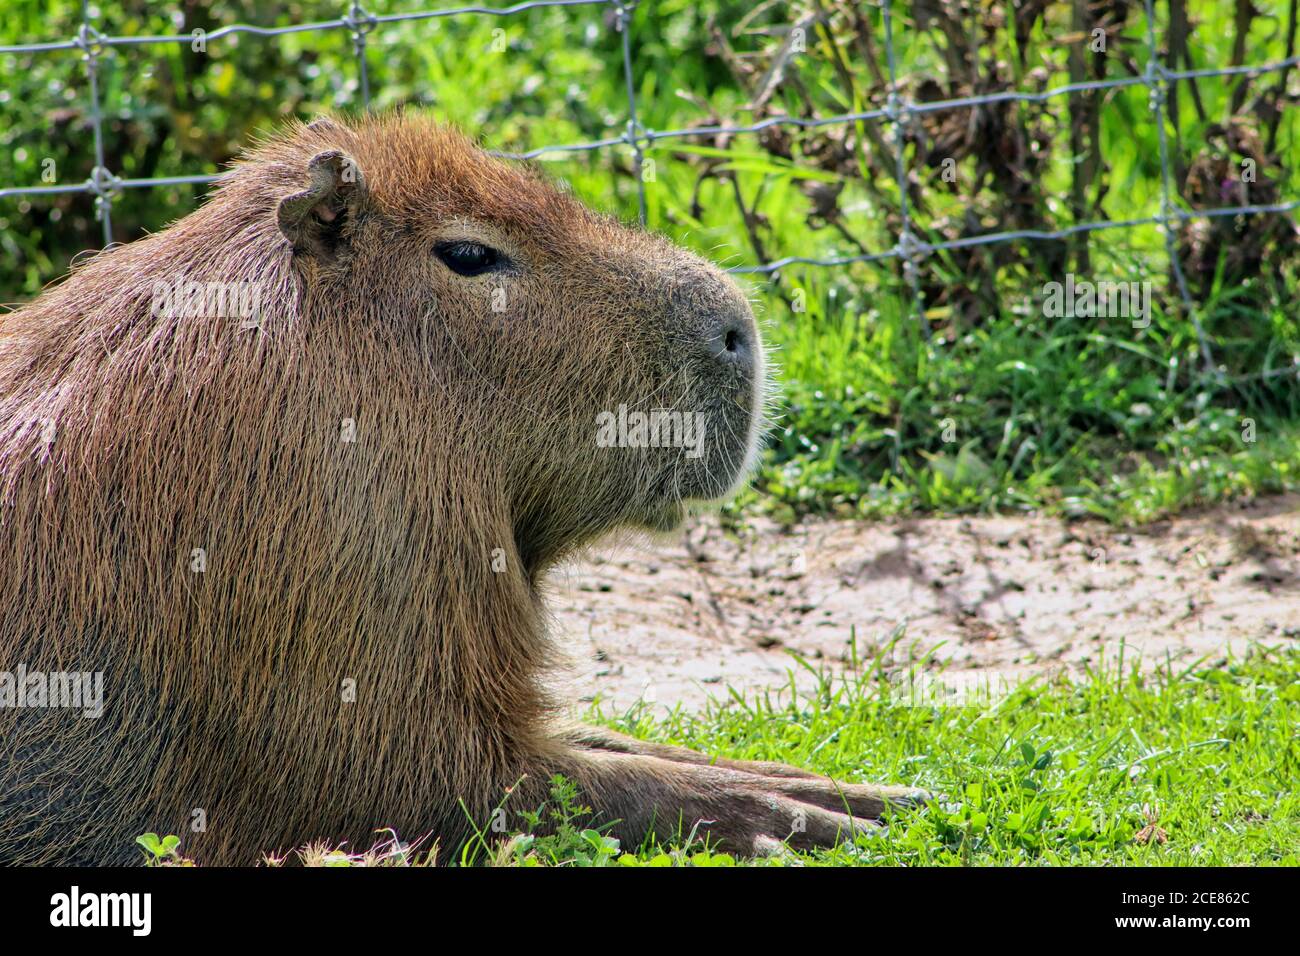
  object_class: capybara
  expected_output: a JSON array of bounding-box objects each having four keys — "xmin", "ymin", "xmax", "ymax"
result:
[{"xmin": 0, "ymin": 113, "xmax": 921, "ymax": 864}]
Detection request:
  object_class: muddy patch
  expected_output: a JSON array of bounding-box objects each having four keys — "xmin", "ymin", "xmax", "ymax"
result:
[{"xmin": 546, "ymin": 496, "xmax": 1300, "ymax": 712}]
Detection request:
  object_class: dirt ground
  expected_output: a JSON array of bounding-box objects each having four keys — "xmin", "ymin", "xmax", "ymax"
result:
[{"xmin": 546, "ymin": 495, "xmax": 1300, "ymax": 713}]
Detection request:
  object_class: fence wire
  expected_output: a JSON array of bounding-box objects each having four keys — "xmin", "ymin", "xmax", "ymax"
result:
[{"xmin": 2, "ymin": 0, "xmax": 1298, "ymax": 367}]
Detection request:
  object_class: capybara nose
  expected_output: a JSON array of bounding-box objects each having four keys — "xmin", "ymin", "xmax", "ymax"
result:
[{"xmin": 702, "ymin": 310, "xmax": 754, "ymax": 370}]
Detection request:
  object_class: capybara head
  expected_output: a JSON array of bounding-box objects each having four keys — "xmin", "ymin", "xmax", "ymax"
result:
[
  {"xmin": 0, "ymin": 112, "xmax": 769, "ymax": 864},
  {"xmin": 263, "ymin": 115, "xmax": 766, "ymax": 562}
]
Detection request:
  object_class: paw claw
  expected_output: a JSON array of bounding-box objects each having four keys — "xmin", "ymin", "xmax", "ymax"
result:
[{"xmin": 884, "ymin": 786, "xmax": 932, "ymax": 809}]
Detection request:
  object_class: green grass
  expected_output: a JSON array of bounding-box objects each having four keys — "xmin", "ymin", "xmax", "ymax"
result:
[
  {"xmin": 741, "ymin": 263, "xmax": 1300, "ymax": 525},
  {"xmin": 140, "ymin": 643, "xmax": 1298, "ymax": 867},
  {"xmin": 519, "ymin": 643, "xmax": 1298, "ymax": 866}
]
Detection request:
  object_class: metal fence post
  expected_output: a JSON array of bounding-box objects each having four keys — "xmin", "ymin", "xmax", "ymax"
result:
[
  {"xmin": 1141, "ymin": 0, "xmax": 1216, "ymax": 373},
  {"xmin": 76, "ymin": 3, "xmax": 116, "ymax": 249},
  {"xmin": 880, "ymin": 0, "xmax": 931, "ymax": 340},
  {"xmin": 612, "ymin": 0, "xmax": 648, "ymax": 225},
  {"xmin": 345, "ymin": 2, "xmax": 378, "ymax": 111}
]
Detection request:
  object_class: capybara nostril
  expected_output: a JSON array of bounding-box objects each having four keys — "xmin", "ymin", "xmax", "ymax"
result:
[{"xmin": 704, "ymin": 311, "xmax": 753, "ymax": 368}]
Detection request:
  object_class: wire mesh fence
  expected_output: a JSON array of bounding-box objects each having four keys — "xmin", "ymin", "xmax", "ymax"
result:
[{"xmin": 1, "ymin": 0, "xmax": 1298, "ymax": 367}]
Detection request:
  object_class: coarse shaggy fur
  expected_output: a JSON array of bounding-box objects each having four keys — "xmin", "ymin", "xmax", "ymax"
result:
[{"xmin": 1, "ymin": 113, "xmax": 915, "ymax": 865}]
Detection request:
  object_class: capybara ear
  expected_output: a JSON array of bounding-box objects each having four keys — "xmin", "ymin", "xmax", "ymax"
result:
[{"xmin": 277, "ymin": 149, "xmax": 367, "ymax": 260}]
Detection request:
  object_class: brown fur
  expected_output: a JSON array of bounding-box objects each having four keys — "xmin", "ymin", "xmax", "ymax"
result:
[{"xmin": 0, "ymin": 113, "xmax": 919, "ymax": 865}]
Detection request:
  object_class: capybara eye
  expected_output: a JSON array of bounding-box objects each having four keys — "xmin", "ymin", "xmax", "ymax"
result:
[{"xmin": 434, "ymin": 239, "xmax": 503, "ymax": 277}]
